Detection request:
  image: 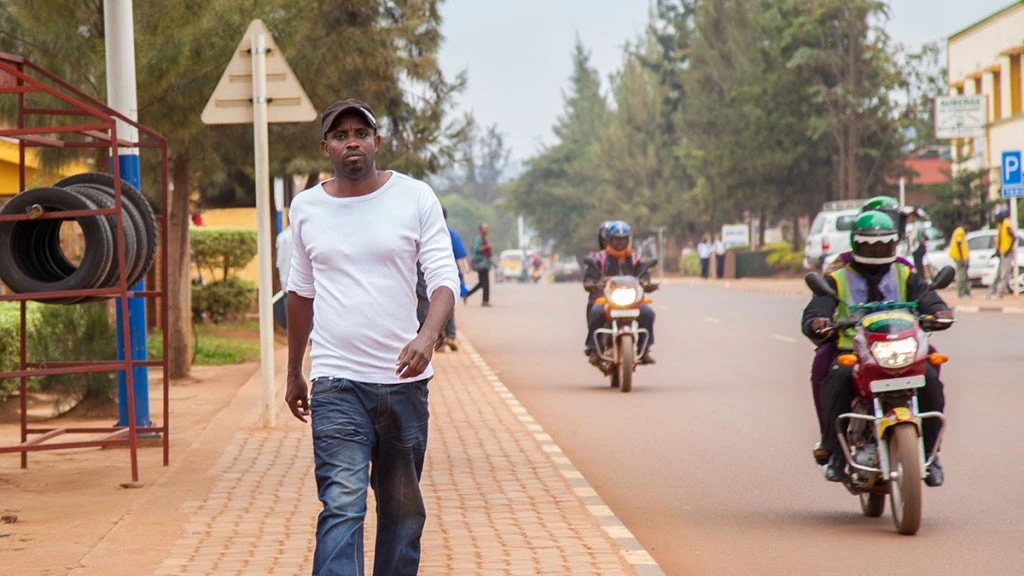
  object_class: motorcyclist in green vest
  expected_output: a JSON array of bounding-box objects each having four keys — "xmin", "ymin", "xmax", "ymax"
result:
[{"xmin": 801, "ymin": 210, "xmax": 953, "ymax": 485}]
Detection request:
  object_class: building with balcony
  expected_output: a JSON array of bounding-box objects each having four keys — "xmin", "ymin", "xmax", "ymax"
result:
[{"xmin": 947, "ymin": 1, "xmax": 1024, "ymax": 198}]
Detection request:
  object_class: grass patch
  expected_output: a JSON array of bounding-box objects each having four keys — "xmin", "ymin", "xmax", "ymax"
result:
[{"xmin": 147, "ymin": 320, "xmax": 262, "ymax": 366}]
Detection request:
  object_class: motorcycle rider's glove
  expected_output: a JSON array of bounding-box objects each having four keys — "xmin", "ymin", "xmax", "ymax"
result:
[
  {"xmin": 927, "ymin": 309, "xmax": 955, "ymax": 331},
  {"xmin": 809, "ymin": 317, "xmax": 833, "ymax": 335}
]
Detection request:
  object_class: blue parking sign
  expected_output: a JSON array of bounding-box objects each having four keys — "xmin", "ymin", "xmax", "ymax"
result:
[{"xmin": 1003, "ymin": 151, "xmax": 1023, "ymax": 198}]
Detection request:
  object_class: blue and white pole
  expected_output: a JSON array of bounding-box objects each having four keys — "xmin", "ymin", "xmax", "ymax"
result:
[{"xmin": 104, "ymin": 0, "xmax": 151, "ymax": 429}]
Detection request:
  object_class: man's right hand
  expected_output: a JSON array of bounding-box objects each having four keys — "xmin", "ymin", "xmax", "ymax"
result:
[
  {"xmin": 810, "ymin": 317, "xmax": 833, "ymax": 334},
  {"xmin": 285, "ymin": 373, "xmax": 310, "ymax": 423}
]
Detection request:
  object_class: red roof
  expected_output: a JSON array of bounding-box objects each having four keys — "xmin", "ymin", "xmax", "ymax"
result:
[{"xmin": 887, "ymin": 157, "xmax": 951, "ymax": 186}]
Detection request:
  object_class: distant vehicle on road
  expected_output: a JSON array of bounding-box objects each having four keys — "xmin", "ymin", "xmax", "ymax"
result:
[
  {"xmin": 552, "ymin": 256, "xmax": 582, "ymax": 282},
  {"xmin": 496, "ymin": 249, "xmax": 526, "ymax": 283}
]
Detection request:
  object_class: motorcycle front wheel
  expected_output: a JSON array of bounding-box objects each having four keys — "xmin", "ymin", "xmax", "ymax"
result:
[
  {"xmin": 618, "ymin": 335, "xmax": 634, "ymax": 393},
  {"xmin": 888, "ymin": 424, "xmax": 922, "ymax": 535}
]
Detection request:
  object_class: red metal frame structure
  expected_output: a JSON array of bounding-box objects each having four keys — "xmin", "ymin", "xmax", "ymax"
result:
[{"xmin": 0, "ymin": 52, "xmax": 170, "ymax": 483}]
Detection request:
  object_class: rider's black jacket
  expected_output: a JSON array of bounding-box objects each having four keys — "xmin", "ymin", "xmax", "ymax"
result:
[
  {"xmin": 800, "ymin": 264, "xmax": 950, "ymax": 343},
  {"xmin": 583, "ymin": 251, "xmax": 654, "ymax": 301}
]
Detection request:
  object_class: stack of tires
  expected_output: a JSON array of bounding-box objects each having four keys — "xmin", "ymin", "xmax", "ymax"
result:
[{"xmin": 0, "ymin": 172, "xmax": 157, "ymax": 304}]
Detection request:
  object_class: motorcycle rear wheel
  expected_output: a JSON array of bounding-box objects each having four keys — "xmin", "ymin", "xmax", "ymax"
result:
[
  {"xmin": 888, "ymin": 424, "xmax": 922, "ymax": 535},
  {"xmin": 859, "ymin": 492, "xmax": 885, "ymax": 517},
  {"xmin": 618, "ymin": 335, "xmax": 634, "ymax": 393}
]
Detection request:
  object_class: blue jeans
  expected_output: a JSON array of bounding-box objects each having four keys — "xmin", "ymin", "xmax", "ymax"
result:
[{"xmin": 310, "ymin": 377, "xmax": 431, "ymax": 576}]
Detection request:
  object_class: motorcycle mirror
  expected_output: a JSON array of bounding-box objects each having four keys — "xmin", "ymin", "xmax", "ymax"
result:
[
  {"xmin": 927, "ymin": 265, "xmax": 955, "ymax": 291},
  {"xmin": 639, "ymin": 257, "xmax": 659, "ymax": 275},
  {"xmin": 582, "ymin": 256, "xmax": 599, "ymax": 268},
  {"xmin": 805, "ymin": 272, "xmax": 838, "ymax": 299}
]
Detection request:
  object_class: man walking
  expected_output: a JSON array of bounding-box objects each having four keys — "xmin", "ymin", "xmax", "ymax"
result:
[
  {"xmin": 988, "ymin": 206, "xmax": 1017, "ymax": 299},
  {"xmin": 948, "ymin": 223, "xmax": 970, "ymax": 298},
  {"xmin": 713, "ymin": 234, "xmax": 726, "ymax": 279},
  {"xmin": 285, "ymin": 98, "xmax": 459, "ymax": 576}
]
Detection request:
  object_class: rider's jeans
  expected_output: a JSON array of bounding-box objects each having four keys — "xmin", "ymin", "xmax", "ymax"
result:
[
  {"xmin": 586, "ymin": 304, "xmax": 655, "ymax": 351},
  {"xmin": 820, "ymin": 361, "xmax": 944, "ymax": 458},
  {"xmin": 310, "ymin": 377, "xmax": 430, "ymax": 576}
]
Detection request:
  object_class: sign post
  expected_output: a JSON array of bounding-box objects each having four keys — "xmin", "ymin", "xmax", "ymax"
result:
[
  {"xmin": 202, "ymin": 19, "xmax": 317, "ymax": 427},
  {"xmin": 1002, "ymin": 151, "xmax": 1022, "ymax": 296}
]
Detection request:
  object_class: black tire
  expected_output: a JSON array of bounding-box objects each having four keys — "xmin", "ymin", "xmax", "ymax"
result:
[
  {"xmin": 860, "ymin": 492, "xmax": 886, "ymax": 517},
  {"xmin": 63, "ymin": 184, "xmax": 137, "ymax": 301},
  {"xmin": 0, "ymin": 187, "xmax": 113, "ymax": 299},
  {"xmin": 619, "ymin": 334, "xmax": 634, "ymax": 393},
  {"xmin": 888, "ymin": 424, "xmax": 923, "ymax": 535},
  {"xmin": 65, "ymin": 182, "xmax": 146, "ymax": 288},
  {"xmin": 53, "ymin": 172, "xmax": 158, "ymax": 287}
]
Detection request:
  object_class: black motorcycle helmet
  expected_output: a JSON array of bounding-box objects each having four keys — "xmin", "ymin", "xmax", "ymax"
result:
[{"xmin": 598, "ymin": 220, "xmax": 613, "ymax": 250}]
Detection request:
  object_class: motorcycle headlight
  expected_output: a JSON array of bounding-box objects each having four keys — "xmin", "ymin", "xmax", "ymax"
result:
[
  {"xmin": 870, "ymin": 338, "xmax": 918, "ymax": 369},
  {"xmin": 609, "ymin": 286, "xmax": 639, "ymax": 307}
]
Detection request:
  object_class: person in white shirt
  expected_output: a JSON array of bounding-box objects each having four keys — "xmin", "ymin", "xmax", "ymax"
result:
[
  {"xmin": 697, "ymin": 235, "xmax": 712, "ymax": 279},
  {"xmin": 285, "ymin": 99, "xmax": 459, "ymax": 576},
  {"xmin": 713, "ymin": 235, "xmax": 726, "ymax": 279},
  {"xmin": 272, "ymin": 224, "xmax": 293, "ymax": 330}
]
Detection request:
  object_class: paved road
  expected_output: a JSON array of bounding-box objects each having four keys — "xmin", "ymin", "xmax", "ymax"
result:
[{"xmin": 457, "ymin": 280, "xmax": 1024, "ymax": 576}]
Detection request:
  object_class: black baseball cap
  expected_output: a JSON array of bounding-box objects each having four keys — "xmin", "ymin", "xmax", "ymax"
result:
[{"xmin": 320, "ymin": 99, "xmax": 377, "ymax": 138}]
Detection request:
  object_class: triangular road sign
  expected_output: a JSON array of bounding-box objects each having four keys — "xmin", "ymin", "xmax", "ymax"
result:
[{"xmin": 201, "ymin": 19, "xmax": 317, "ymax": 125}]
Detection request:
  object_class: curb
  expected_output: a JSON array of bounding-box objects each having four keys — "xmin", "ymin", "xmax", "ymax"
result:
[
  {"xmin": 661, "ymin": 277, "xmax": 1024, "ymax": 315},
  {"xmin": 460, "ymin": 337, "xmax": 667, "ymax": 576}
]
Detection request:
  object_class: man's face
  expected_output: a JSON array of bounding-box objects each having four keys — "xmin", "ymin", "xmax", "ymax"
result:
[
  {"xmin": 480, "ymin": 224, "xmax": 488, "ymax": 234},
  {"xmin": 321, "ymin": 112, "xmax": 380, "ymax": 179}
]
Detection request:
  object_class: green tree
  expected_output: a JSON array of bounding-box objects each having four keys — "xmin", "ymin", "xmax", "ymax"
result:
[
  {"xmin": 787, "ymin": 0, "xmax": 907, "ymax": 201},
  {"xmin": 926, "ymin": 163, "xmax": 994, "ymax": 236},
  {"xmin": 506, "ymin": 38, "xmax": 610, "ymax": 255}
]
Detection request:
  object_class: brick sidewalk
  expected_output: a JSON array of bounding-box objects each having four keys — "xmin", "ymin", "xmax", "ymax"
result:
[{"xmin": 144, "ymin": 338, "xmax": 656, "ymax": 576}]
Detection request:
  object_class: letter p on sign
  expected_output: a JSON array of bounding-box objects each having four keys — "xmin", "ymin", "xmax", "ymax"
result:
[{"xmin": 1002, "ymin": 151, "xmax": 1023, "ymax": 199}]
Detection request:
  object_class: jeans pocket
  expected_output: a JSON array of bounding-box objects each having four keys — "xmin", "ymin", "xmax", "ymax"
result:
[
  {"xmin": 413, "ymin": 380, "xmax": 429, "ymax": 402},
  {"xmin": 310, "ymin": 377, "xmax": 348, "ymax": 399}
]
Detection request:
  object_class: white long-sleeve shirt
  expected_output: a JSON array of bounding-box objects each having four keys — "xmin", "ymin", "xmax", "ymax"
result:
[{"xmin": 287, "ymin": 171, "xmax": 459, "ymax": 383}]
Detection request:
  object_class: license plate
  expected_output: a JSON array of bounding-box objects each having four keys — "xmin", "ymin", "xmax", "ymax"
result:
[
  {"xmin": 869, "ymin": 374, "xmax": 925, "ymax": 393},
  {"xmin": 610, "ymin": 309, "xmax": 640, "ymax": 318}
]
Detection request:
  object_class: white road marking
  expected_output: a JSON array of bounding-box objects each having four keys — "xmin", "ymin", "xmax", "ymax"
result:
[
  {"xmin": 704, "ymin": 316, "xmax": 722, "ymax": 324},
  {"xmin": 771, "ymin": 334, "xmax": 797, "ymax": 343}
]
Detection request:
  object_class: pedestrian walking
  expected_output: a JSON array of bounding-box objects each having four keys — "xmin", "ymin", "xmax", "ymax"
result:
[
  {"xmin": 697, "ymin": 235, "xmax": 712, "ymax": 279},
  {"xmin": 273, "ymin": 221, "xmax": 293, "ymax": 330},
  {"xmin": 285, "ymin": 98, "xmax": 460, "ymax": 576},
  {"xmin": 419, "ymin": 207, "xmax": 469, "ymax": 351},
  {"xmin": 948, "ymin": 224, "xmax": 970, "ymax": 298},
  {"xmin": 988, "ymin": 206, "xmax": 1017, "ymax": 299},
  {"xmin": 465, "ymin": 223, "xmax": 493, "ymax": 306},
  {"xmin": 713, "ymin": 234, "xmax": 726, "ymax": 279}
]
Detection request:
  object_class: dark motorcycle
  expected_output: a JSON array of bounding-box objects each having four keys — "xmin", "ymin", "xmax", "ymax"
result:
[
  {"xmin": 583, "ymin": 257, "xmax": 657, "ymax": 393},
  {"xmin": 806, "ymin": 265, "xmax": 955, "ymax": 535}
]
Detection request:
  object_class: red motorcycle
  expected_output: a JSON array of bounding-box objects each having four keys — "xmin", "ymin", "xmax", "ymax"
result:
[
  {"xmin": 806, "ymin": 266, "xmax": 954, "ymax": 535},
  {"xmin": 583, "ymin": 257, "xmax": 657, "ymax": 393}
]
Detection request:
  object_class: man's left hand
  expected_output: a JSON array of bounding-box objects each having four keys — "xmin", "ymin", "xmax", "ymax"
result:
[{"xmin": 396, "ymin": 332, "xmax": 436, "ymax": 379}]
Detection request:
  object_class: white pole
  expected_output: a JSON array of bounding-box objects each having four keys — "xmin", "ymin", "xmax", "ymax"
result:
[
  {"xmin": 898, "ymin": 176, "xmax": 905, "ymax": 207},
  {"xmin": 252, "ymin": 33, "xmax": 275, "ymax": 427}
]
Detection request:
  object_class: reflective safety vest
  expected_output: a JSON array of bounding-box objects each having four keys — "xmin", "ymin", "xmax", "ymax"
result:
[{"xmin": 828, "ymin": 263, "xmax": 910, "ymax": 349}]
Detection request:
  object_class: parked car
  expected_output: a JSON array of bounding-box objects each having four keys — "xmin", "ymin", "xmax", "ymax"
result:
[
  {"xmin": 804, "ymin": 204, "xmax": 860, "ymax": 271},
  {"xmin": 925, "ymin": 228, "xmax": 1024, "ymax": 291},
  {"xmin": 552, "ymin": 255, "xmax": 582, "ymax": 282}
]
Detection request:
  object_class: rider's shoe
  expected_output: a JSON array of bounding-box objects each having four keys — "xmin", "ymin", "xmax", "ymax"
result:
[
  {"xmin": 812, "ymin": 441, "xmax": 830, "ymax": 466},
  {"xmin": 639, "ymin": 352, "xmax": 656, "ymax": 365},
  {"xmin": 445, "ymin": 336, "xmax": 459, "ymax": 351},
  {"xmin": 824, "ymin": 452, "xmax": 848, "ymax": 482},
  {"xmin": 925, "ymin": 456, "xmax": 944, "ymax": 487},
  {"xmin": 585, "ymin": 348, "xmax": 600, "ymax": 366}
]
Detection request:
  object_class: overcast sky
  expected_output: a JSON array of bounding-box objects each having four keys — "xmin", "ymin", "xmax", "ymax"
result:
[{"xmin": 437, "ymin": 0, "xmax": 1014, "ymax": 163}]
